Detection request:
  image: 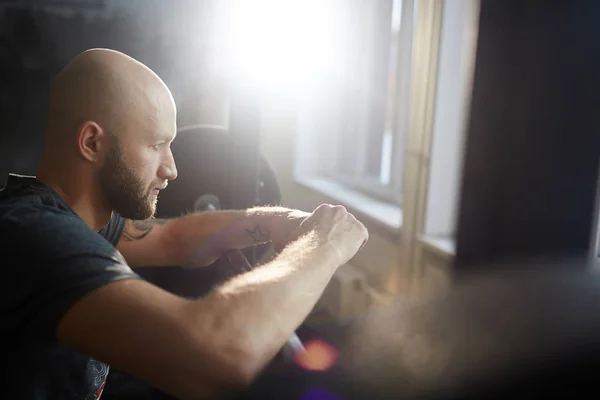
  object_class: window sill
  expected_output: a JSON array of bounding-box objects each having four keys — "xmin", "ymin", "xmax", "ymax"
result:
[
  {"xmin": 418, "ymin": 234, "xmax": 456, "ymax": 259},
  {"xmin": 295, "ymin": 176, "xmax": 403, "ymax": 235}
]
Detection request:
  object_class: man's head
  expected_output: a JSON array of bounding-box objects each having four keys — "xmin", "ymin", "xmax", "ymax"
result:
[{"xmin": 43, "ymin": 48, "xmax": 178, "ymax": 220}]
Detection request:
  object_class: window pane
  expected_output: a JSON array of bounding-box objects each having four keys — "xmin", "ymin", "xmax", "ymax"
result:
[
  {"xmin": 336, "ymin": 94, "xmax": 363, "ymax": 177},
  {"xmin": 364, "ymin": 0, "xmax": 402, "ymax": 186},
  {"xmin": 334, "ymin": 0, "xmax": 375, "ymax": 178}
]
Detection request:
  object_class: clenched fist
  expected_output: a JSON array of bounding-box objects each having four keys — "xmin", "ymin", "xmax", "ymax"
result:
[{"xmin": 289, "ymin": 204, "xmax": 369, "ymax": 265}]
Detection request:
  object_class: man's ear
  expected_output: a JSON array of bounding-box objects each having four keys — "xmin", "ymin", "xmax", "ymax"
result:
[{"xmin": 77, "ymin": 121, "xmax": 107, "ymax": 163}]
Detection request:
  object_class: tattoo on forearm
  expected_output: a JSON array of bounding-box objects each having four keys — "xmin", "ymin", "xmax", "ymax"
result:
[
  {"xmin": 245, "ymin": 224, "xmax": 269, "ymax": 243},
  {"xmin": 121, "ymin": 218, "xmax": 167, "ymax": 241}
]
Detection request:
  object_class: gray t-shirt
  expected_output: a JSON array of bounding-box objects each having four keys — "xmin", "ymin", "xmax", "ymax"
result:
[{"xmin": 0, "ymin": 174, "xmax": 141, "ymax": 399}]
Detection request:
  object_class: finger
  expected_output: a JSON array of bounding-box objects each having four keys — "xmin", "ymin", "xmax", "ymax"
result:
[
  {"xmin": 298, "ymin": 215, "xmax": 316, "ymax": 231},
  {"xmin": 312, "ymin": 204, "xmax": 333, "ymax": 217}
]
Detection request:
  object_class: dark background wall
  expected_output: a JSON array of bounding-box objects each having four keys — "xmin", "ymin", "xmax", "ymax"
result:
[
  {"xmin": 0, "ymin": 0, "xmax": 221, "ymax": 187},
  {"xmin": 454, "ymin": 0, "xmax": 600, "ymax": 270}
]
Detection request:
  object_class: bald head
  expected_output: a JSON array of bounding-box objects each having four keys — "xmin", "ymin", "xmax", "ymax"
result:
[
  {"xmin": 40, "ymin": 49, "xmax": 178, "ymax": 221},
  {"xmin": 46, "ymin": 48, "xmax": 175, "ymax": 146}
]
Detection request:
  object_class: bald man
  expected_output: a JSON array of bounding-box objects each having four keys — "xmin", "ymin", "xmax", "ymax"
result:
[{"xmin": 0, "ymin": 49, "xmax": 368, "ymax": 400}]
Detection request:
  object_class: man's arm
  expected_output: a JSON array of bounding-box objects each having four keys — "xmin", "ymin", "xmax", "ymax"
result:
[
  {"xmin": 57, "ymin": 205, "xmax": 367, "ymax": 399},
  {"xmin": 117, "ymin": 207, "xmax": 303, "ymax": 268}
]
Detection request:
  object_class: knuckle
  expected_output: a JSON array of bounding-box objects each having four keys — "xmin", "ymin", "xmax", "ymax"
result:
[
  {"xmin": 332, "ymin": 205, "xmax": 347, "ymax": 217},
  {"xmin": 314, "ymin": 205, "xmax": 329, "ymax": 216}
]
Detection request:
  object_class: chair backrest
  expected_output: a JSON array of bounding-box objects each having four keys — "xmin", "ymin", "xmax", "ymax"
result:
[
  {"xmin": 0, "ymin": 134, "xmax": 43, "ymax": 189},
  {"xmin": 155, "ymin": 124, "xmax": 281, "ymax": 219}
]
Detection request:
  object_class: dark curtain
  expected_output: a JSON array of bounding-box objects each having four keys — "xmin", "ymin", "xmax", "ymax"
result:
[{"xmin": 454, "ymin": 0, "xmax": 600, "ymax": 271}]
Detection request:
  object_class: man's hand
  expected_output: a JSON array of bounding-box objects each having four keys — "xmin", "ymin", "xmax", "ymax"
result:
[{"xmin": 284, "ymin": 204, "xmax": 369, "ymax": 264}]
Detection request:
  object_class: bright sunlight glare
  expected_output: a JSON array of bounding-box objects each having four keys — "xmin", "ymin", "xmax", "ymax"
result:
[{"xmin": 215, "ymin": 0, "xmax": 343, "ymax": 91}]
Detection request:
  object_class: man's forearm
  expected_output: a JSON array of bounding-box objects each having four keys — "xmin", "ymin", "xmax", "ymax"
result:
[
  {"xmin": 188, "ymin": 231, "xmax": 340, "ymax": 381},
  {"xmin": 161, "ymin": 206, "xmax": 292, "ymax": 267}
]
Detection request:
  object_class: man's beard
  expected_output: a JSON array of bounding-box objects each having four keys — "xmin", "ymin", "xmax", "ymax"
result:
[{"xmin": 99, "ymin": 138, "xmax": 157, "ymax": 220}]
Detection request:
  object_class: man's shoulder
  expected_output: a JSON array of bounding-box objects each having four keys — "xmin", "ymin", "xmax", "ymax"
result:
[
  {"xmin": 0, "ymin": 173, "xmax": 72, "ymax": 218},
  {"xmin": 0, "ymin": 187, "xmax": 80, "ymax": 232},
  {"xmin": 0, "ymin": 192, "xmax": 114, "ymax": 257},
  {"xmin": 0, "ymin": 173, "xmax": 124, "ymax": 254}
]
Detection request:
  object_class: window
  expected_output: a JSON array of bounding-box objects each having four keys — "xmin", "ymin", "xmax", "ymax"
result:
[{"xmin": 295, "ymin": 0, "xmax": 415, "ymax": 206}]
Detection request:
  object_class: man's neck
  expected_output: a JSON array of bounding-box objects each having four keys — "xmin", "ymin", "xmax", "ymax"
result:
[{"xmin": 36, "ymin": 168, "xmax": 112, "ymax": 232}]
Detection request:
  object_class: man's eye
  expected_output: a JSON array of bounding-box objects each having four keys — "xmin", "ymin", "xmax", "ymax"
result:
[{"xmin": 152, "ymin": 143, "xmax": 163, "ymax": 150}]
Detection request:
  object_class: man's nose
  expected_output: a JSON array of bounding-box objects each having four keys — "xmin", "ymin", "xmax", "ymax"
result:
[{"xmin": 159, "ymin": 150, "xmax": 178, "ymax": 181}]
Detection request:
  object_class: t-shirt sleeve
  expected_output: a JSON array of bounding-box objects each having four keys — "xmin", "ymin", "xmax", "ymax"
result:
[
  {"xmin": 98, "ymin": 211, "xmax": 126, "ymax": 246},
  {"xmin": 8, "ymin": 211, "xmax": 142, "ymax": 339}
]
